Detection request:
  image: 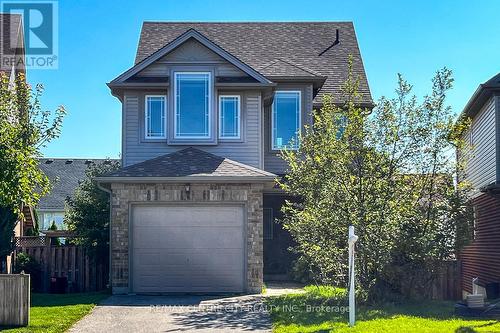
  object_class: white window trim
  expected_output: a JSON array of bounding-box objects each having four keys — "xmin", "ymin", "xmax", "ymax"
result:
[
  {"xmin": 38, "ymin": 210, "xmax": 66, "ymax": 231},
  {"xmin": 174, "ymin": 72, "xmax": 212, "ymax": 139},
  {"xmin": 271, "ymin": 90, "xmax": 302, "ymax": 150},
  {"xmin": 144, "ymin": 95, "xmax": 167, "ymax": 139},
  {"xmin": 218, "ymin": 95, "xmax": 241, "ymax": 140}
]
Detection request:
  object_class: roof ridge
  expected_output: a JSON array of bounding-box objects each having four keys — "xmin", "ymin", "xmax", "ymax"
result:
[{"xmin": 142, "ymin": 21, "xmax": 353, "ymax": 24}]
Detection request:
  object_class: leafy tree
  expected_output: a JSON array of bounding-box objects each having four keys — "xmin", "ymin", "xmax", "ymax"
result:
[
  {"xmin": 279, "ymin": 64, "xmax": 473, "ymax": 301},
  {"xmin": 65, "ymin": 160, "xmax": 120, "ymax": 262},
  {"xmin": 0, "ymin": 72, "xmax": 65, "ymax": 261}
]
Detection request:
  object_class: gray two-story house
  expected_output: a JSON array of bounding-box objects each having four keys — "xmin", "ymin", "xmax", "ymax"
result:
[{"xmin": 97, "ymin": 22, "xmax": 372, "ymax": 294}]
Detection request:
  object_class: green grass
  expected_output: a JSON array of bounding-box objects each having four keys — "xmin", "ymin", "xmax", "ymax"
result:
[
  {"xmin": 1, "ymin": 292, "xmax": 109, "ymax": 333},
  {"xmin": 266, "ymin": 285, "xmax": 500, "ymax": 333}
]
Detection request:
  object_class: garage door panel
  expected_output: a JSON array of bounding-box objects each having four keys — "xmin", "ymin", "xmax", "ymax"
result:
[
  {"xmin": 189, "ymin": 252, "xmax": 242, "ymax": 266},
  {"xmin": 132, "ymin": 205, "xmax": 245, "ymax": 293},
  {"xmin": 134, "ymin": 227, "xmax": 243, "ymax": 249}
]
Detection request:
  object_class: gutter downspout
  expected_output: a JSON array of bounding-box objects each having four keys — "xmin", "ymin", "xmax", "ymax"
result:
[{"xmin": 96, "ymin": 181, "xmax": 112, "ymax": 293}]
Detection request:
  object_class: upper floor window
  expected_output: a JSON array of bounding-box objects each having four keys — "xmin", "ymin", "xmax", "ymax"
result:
[
  {"xmin": 272, "ymin": 91, "xmax": 301, "ymax": 150},
  {"xmin": 174, "ymin": 72, "xmax": 211, "ymax": 139},
  {"xmin": 39, "ymin": 211, "xmax": 65, "ymax": 231},
  {"xmin": 145, "ymin": 95, "xmax": 166, "ymax": 139},
  {"xmin": 219, "ymin": 95, "xmax": 241, "ymax": 139}
]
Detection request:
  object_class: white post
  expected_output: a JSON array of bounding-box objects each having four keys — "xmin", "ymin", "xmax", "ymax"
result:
[{"xmin": 348, "ymin": 225, "xmax": 358, "ymax": 327}]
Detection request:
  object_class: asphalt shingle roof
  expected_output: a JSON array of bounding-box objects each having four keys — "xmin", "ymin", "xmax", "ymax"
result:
[
  {"xmin": 38, "ymin": 158, "xmax": 119, "ymax": 210},
  {"xmin": 103, "ymin": 147, "xmax": 275, "ymax": 179},
  {"xmin": 260, "ymin": 58, "xmax": 324, "ymax": 78},
  {"xmin": 135, "ymin": 22, "xmax": 372, "ymax": 105}
]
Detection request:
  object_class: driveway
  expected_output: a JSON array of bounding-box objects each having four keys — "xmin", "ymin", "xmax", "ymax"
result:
[{"xmin": 68, "ymin": 294, "xmax": 271, "ymax": 333}]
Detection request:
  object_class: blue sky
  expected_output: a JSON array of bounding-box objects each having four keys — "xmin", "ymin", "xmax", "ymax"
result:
[{"xmin": 24, "ymin": 0, "xmax": 500, "ymax": 158}]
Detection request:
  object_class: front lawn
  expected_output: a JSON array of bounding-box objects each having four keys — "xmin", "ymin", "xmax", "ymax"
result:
[
  {"xmin": 1, "ymin": 292, "xmax": 109, "ymax": 333},
  {"xmin": 266, "ymin": 286, "xmax": 500, "ymax": 333}
]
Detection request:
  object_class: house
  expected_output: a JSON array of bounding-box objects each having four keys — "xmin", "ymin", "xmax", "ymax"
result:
[
  {"xmin": 0, "ymin": 13, "xmax": 25, "ymax": 82},
  {"xmin": 1, "ymin": 13, "xmax": 26, "ymax": 273},
  {"xmin": 459, "ymin": 73, "xmax": 500, "ymax": 297},
  {"xmin": 97, "ymin": 22, "xmax": 372, "ymax": 294},
  {"xmin": 35, "ymin": 159, "xmax": 119, "ymax": 232},
  {"xmin": 12, "ymin": 159, "xmax": 117, "ymax": 237}
]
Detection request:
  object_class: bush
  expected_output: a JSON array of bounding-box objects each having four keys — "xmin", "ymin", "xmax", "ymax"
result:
[{"xmin": 14, "ymin": 252, "xmax": 42, "ymax": 291}]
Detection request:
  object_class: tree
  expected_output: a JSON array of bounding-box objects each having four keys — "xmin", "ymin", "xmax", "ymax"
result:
[
  {"xmin": 0, "ymin": 72, "xmax": 65, "ymax": 260},
  {"xmin": 64, "ymin": 160, "xmax": 120, "ymax": 262},
  {"xmin": 279, "ymin": 64, "xmax": 473, "ymax": 301}
]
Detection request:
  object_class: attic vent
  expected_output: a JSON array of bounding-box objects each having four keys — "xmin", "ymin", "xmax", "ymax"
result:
[
  {"xmin": 318, "ymin": 29, "xmax": 340, "ymax": 56},
  {"xmin": 65, "ymin": 160, "xmax": 73, "ymax": 164},
  {"xmin": 84, "ymin": 160, "xmax": 93, "ymax": 165},
  {"xmin": 45, "ymin": 159, "xmax": 53, "ymax": 164}
]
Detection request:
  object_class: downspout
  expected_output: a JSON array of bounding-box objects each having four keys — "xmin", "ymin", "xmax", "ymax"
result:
[{"xmin": 96, "ymin": 181, "xmax": 112, "ymax": 292}]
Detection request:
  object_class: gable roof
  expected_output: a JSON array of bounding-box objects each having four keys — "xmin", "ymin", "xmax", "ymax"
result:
[
  {"xmin": 462, "ymin": 73, "xmax": 500, "ymax": 118},
  {"xmin": 110, "ymin": 28, "xmax": 273, "ymax": 87},
  {"xmin": 97, "ymin": 147, "xmax": 276, "ymax": 182},
  {"xmin": 38, "ymin": 158, "xmax": 119, "ymax": 210},
  {"xmin": 134, "ymin": 22, "xmax": 372, "ymax": 105}
]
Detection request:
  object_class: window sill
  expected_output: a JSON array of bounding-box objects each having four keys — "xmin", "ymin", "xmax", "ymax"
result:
[
  {"xmin": 168, "ymin": 137, "xmax": 218, "ymax": 145},
  {"xmin": 219, "ymin": 137, "xmax": 244, "ymax": 143}
]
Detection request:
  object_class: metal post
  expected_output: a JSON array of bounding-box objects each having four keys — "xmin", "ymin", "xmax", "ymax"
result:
[{"xmin": 348, "ymin": 225, "xmax": 358, "ymax": 327}]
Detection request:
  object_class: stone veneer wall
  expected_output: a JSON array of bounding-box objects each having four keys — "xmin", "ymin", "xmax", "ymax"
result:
[{"xmin": 109, "ymin": 182, "xmax": 264, "ymax": 294}]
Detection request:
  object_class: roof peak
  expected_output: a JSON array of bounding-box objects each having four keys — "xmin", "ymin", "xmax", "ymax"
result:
[{"xmin": 99, "ymin": 147, "xmax": 276, "ymax": 180}]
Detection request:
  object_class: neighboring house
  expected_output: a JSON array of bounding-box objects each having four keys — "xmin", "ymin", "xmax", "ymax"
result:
[
  {"xmin": 0, "ymin": 13, "xmax": 25, "ymax": 82},
  {"xmin": 97, "ymin": 22, "xmax": 372, "ymax": 294},
  {"xmin": 36, "ymin": 159, "xmax": 118, "ymax": 232},
  {"xmin": 459, "ymin": 73, "xmax": 500, "ymax": 296},
  {"xmin": 1, "ymin": 13, "xmax": 26, "ymax": 273}
]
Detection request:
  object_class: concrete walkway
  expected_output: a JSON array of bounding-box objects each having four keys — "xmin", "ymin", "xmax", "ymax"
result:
[
  {"xmin": 69, "ymin": 294, "xmax": 271, "ymax": 333},
  {"xmin": 263, "ymin": 282, "xmax": 305, "ymax": 297}
]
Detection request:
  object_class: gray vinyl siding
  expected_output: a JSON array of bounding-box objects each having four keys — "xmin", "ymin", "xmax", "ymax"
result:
[
  {"xmin": 123, "ymin": 90, "xmax": 262, "ymax": 168},
  {"xmin": 463, "ymin": 96, "xmax": 497, "ymax": 194},
  {"xmin": 136, "ymin": 39, "xmax": 247, "ymax": 78},
  {"xmin": 263, "ymin": 84, "xmax": 314, "ymax": 174}
]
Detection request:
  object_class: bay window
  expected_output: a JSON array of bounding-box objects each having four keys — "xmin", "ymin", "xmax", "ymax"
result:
[
  {"xmin": 272, "ymin": 91, "xmax": 301, "ymax": 150},
  {"xmin": 174, "ymin": 72, "xmax": 211, "ymax": 139},
  {"xmin": 145, "ymin": 95, "xmax": 166, "ymax": 139},
  {"xmin": 219, "ymin": 95, "xmax": 241, "ymax": 139}
]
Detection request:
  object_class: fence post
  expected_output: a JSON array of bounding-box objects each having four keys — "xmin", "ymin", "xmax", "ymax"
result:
[{"xmin": 43, "ymin": 236, "xmax": 52, "ymax": 292}]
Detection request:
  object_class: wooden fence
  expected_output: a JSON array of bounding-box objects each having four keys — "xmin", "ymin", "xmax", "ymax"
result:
[
  {"xmin": 430, "ymin": 260, "xmax": 462, "ymax": 300},
  {"xmin": 11, "ymin": 237, "xmax": 107, "ymax": 293},
  {"xmin": 0, "ymin": 274, "xmax": 30, "ymax": 326},
  {"xmin": 398, "ymin": 260, "xmax": 461, "ymax": 300}
]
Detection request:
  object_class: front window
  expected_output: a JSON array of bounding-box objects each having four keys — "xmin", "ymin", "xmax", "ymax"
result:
[
  {"xmin": 39, "ymin": 211, "xmax": 65, "ymax": 231},
  {"xmin": 174, "ymin": 72, "xmax": 211, "ymax": 138},
  {"xmin": 145, "ymin": 95, "xmax": 166, "ymax": 139},
  {"xmin": 219, "ymin": 95, "xmax": 240, "ymax": 139},
  {"xmin": 272, "ymin": 91, "xmax": 301, "ymax": 150}
]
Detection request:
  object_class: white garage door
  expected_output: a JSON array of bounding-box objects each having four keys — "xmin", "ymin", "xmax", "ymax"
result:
[{"xmin": 131, "ymin": 205, "xmax": 245, "ymax": 293}]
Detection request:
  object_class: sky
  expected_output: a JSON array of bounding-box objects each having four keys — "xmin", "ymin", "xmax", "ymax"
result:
[{"xmin": 20, "ymin": 0, "xmax": 500, "ymax": 158}]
